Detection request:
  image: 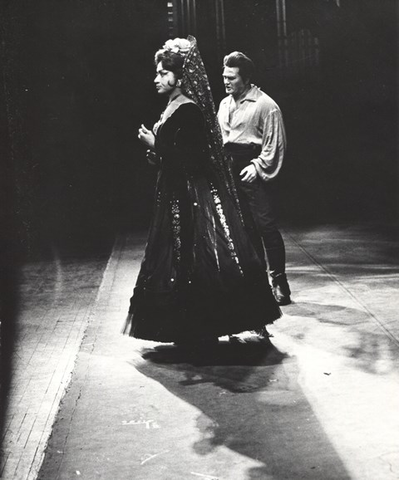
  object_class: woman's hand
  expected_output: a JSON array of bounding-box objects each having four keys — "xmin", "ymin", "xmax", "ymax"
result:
[
  {"xmin": 138, "ymin": 124, "xmax": 155, "ymax": 150},
  {"xmin": 240, "ymin": 164, "xmax": 257, "ymax": 183}
]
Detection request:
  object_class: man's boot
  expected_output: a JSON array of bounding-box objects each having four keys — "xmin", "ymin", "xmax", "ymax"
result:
[
  {"xmin": 266, "ymin": 245, "xmax": 291, "ymax": 305},
  {"xmin": 271, "ymin": 272, "xmax": 291, "ymax": 306}
]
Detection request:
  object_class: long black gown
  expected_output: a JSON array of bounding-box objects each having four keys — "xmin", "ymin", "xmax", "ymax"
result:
[{"xmin": 124, "ymin": 100, "xmax": 281, "ymax": 342}]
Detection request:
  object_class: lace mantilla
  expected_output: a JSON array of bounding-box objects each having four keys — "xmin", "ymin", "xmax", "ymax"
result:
[{"xmin": 180, "ymin": 36, "xmax": 242, "ymax": 219}]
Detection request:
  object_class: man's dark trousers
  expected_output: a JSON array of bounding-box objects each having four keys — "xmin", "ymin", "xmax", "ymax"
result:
[{"xmin": 225, "ymin": 144, "xmax": 290, "ymax": 302}]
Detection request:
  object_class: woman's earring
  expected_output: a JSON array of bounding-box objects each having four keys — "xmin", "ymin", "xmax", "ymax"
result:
[{"xmin": 177, "ymin": 80, "xmax": 182, "ymax": 88}]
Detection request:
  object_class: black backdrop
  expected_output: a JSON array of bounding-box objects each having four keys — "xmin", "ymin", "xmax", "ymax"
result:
[{"xmin": 1, "ymin": 0, "xmax": 398, "ymax": 257}]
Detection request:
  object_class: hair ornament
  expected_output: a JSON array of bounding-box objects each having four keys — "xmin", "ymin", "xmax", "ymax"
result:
[{"xmin": 162, "ymin": 38, "xmax": 192, "ymax": 57}]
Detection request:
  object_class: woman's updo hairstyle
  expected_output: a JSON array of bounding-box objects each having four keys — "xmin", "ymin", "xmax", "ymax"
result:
[
  {"xmin": 154, "ymin": 49, "xmax": 184, "ymax": 79},
  {"xmin": 154, "ymin": 38, "xmax": 191, "ymax": 80}
]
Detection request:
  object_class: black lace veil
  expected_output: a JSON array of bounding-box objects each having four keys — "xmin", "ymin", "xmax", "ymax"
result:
[{"xmin": 181, "ymin": 36, "xmax": 241, "ymax": 213}]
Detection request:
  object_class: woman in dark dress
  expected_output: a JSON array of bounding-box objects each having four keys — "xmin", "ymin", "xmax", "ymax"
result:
[{"xmin": 123, "ymin": 37, "xmax": 281, "ymax": 344}]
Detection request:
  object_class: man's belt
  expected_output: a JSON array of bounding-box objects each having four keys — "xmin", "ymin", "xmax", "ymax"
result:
[{"xmin": 224, "ymin": 143, "xmax": 261, "ymax": 158}]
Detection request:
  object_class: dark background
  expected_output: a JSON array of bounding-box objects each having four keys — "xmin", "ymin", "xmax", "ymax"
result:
[{"xmin": 1, "ymin": 0, "xmax": 398, "ymax": 259}]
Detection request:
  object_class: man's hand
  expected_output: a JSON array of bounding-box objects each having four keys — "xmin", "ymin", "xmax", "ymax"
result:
[
  {"xmin": 138, "ymin": 124, "xmax": 155, "ymax": 150},
  {"xmin": 240, "ymin": 164, "xmax": 257, "ymax": 183}
]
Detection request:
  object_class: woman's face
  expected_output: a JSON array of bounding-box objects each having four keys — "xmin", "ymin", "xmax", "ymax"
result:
[{"xmin": 154, "ymin": 62, "xmax": 178, "ymax": 96}]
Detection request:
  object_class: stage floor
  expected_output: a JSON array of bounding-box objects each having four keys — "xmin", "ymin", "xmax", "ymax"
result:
[{"xmin": 2, "ymin": 223, "xmax": 399, "ymax": 480}]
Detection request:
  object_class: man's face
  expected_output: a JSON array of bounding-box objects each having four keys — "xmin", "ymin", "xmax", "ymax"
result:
[
  {"xmin": 154, "ymin": 62, "xmax": 177, "ymax": 96},
  {"xmin": 222, "ymin": 66, "xmax": 248, "ymax": 98}
]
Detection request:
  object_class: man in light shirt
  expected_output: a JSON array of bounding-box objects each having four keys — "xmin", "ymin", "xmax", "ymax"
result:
[{"xmin": 217, "ymin": 51, "xmax": 291, "ymax": 306}]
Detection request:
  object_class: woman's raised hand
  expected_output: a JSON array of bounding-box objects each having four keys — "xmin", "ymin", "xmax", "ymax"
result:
[{"xmin": 138, "ymin": 124, "xmax": 155, "ymax": 150}]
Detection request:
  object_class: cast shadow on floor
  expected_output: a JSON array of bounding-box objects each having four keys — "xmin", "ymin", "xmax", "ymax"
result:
[
  {"xmin": 283, "ymin": 301, "xmax": 399, "ymax": 375},
  {"xmin": 141, "ymin": 337, "xmax": 286, "ymax": 368},
  {"xmin": 135, "ymin": 337, "xmax": 351, "ymax": 480}
]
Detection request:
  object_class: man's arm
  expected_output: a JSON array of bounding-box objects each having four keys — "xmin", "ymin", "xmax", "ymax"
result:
[{"xmin": 251, "ymin": 108, "xmax": 286, "ymax": 181}]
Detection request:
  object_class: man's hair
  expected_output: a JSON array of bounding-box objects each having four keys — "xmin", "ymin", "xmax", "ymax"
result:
[{"xmin": 223, "ymin": 51, "xmax": 255, "ymax": 82}]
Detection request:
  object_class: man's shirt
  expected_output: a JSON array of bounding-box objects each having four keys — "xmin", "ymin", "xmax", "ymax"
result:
[{"xmin": 218, "ymin": 85, "xmax": 287, "ymax": 181}]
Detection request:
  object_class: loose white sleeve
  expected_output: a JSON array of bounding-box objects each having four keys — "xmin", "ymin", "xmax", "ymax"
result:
[{"xmin": 251, "ymin": 108, "xmax": 287, "ymax": 182}]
